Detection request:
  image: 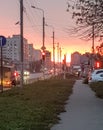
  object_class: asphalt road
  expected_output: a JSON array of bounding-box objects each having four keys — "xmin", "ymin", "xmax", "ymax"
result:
[{"xmin": 51, "ymin": 79, "xmax": 103, "ymax": 130}]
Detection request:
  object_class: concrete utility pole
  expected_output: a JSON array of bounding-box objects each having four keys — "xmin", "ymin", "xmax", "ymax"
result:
[
  {"xmin": 42, "ymin": 13, "xmax": 45, "ymax": 51},
  {"xmin": 92, "ymin": 23, "xmax": 95, "ymax": 54},
  {"xmin": 31, "ymin": 6, "xmax": 46, "ymax": 51},
  {"xmin": 52, "ymin": 30, "xmax": 56, "ymax": 75},
  {"xmin": 45, "ymin": 24, "xmax": 55, "ymax": 75},
  {"xmin": 59, "ymin": 47, "xmax": 62, "ymax": 73},
  {"xmin": 20, "ymin": 0, "xmax": 24, "ymax": 87},
  {"xmin": 0, "ymin": 47, "xmax": 3, "ymax": 92},
  {"xmin": 31, "ymin": 6, "xmax": 46, "ymax": 78},
  {"xmin": 63, "ymin": 54, "xmax": 66, "ymax": 79},
  {"xmin": 57, "ymin": 43, "xmax": 59, "ymax": 64}
]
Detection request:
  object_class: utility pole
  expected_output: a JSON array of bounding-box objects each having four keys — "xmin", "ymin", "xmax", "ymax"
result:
[
  {"xmin": 59, "ymin": 47, "xmax": 62, "ymax": 73},
  {"xmin": 52, "ymin": 30, "xmax": 55, "ymax": 75},
  {"xmin": 31, "ymin": 6, "xmax": 46, "ymax": 78},
  {"xmin": 0, "ymin": 47, "xmax": 3, "ymax": 92},
  {"xmin": 63, "ymin": 54, "xmax": 66, "ymax": 79},
  {"xmin": 57, "ymin": 43, "xmax": 59, "ymax": 64},
  {"xmin": 42, "ymin": 13, "xmax": 45, "ymax": 79},
  {"xmin": 43, "ymin": 14, "xmax": 45, "ymax": 51},
  {"xmin": 45, "ymin": 24, "xmax": 55, "ymax": 75},
  {"xmin": 20, "ymin": 0, "xmax": 24, "ymax": 87},
  {"xmin": 31, "ymin": 6, "xmax": 46, "ymax": 51},
  {"xmin": 92, "ymin": 23, "xmax": 95, "ymax": 54},
  {"xmin": 91, "ymin": 23, "xmax": 95, "ymax": 71}
]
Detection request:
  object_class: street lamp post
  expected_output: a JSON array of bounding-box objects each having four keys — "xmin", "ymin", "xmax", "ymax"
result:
[
  {"xmin": 53, "ymin": 29, "xmax": 55, "ymax": 75},
  {"xmin": 59, "ymin": 47, "xmax": 62, "ymax": 73},
  {"xmin": 31, "ymin": 6, "xmax": 46, "ymax": 78},
  {"xmin": 45, "ymin": 24, "xmax": 55, "ymax": 75},
  {"xmin": 31, "ymin": 6, "xmax": 46, "ymax": 52}
]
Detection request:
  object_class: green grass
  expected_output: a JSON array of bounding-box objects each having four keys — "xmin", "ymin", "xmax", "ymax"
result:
[
  {"xmin": 0, "ymin": 77, "xmax": 75, "ymax": 130},
  {"xmin": 90, "ymin": 82, "xmax": 103, "ymax": 98}
]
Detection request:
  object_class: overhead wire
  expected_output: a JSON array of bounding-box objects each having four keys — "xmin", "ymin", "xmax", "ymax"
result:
[
  {"xmin": 18, "ymin": 0, "xmax": 76, "ymax": 48},
  {"xmin": 24, "ymin": 0, "xmax": 42, "ymax": 34}
]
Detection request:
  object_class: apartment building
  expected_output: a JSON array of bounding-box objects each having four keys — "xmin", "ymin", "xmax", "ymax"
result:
[
  {"xmin": 0, "ymin": 35, "xmax": 34, "ymax": 69},
  {"xmin": 1, "ymin": 34, "xmax": 52, "ymax": 71}
]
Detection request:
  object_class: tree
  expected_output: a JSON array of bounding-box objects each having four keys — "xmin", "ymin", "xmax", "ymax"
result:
[{"xmin": 67, "ymin": 0, "xmax": 103, "ymax": 41}]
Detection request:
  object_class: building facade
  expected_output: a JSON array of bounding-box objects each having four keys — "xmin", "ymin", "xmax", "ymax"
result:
[{"xmin": 0, "ymin": 35, "xmax": 41, "ymax": 70}]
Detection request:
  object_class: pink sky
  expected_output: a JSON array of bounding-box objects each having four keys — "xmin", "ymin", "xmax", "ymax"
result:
[{"xmin": 0, "ymin": 0, "xmax": 100, "ymax": 61}]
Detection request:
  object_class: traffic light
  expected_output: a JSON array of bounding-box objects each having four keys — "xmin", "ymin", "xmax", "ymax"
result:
[
  {"xmin": 42, "ymin": 52, "xmax": 45, "ymax": 61},
  {"xmin": 14, "ymin": 71, "xmax": 18, "ymax": 77},
  {"xmin": 96, "ymin": 61, "xmax": 100, "ymax": 68}
]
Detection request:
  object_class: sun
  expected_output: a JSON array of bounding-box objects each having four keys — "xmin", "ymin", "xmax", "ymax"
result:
[{"xmin": 66, "ymin": 53, "xmax": 71, "ymax": 63}]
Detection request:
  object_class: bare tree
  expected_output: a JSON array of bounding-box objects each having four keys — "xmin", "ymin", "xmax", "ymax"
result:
[{"xmin": 67, "ymin": 0, "xmax": 103, "ymax": 41}]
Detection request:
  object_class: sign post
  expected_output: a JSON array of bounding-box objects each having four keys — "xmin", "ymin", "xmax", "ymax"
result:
[{"xmin": 0, "ymin": 36, "xmax": 6, "ymax": 92}]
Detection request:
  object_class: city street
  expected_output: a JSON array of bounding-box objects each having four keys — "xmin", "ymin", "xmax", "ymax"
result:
[
  {"xmin": 25, "ymin": 72, "xmax": 52, "ymax": 84},
  {"xmin": 51, "ymin": 79, "xmax": 103, "ymax": 130}
]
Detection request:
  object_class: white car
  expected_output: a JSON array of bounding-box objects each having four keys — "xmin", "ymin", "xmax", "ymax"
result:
[{"xmin": 88, "ymin": 69, "xmax": 103, "ymax": 83}]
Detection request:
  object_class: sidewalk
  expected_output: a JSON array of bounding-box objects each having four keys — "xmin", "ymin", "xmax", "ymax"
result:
[{"xmin": 51, "ymin": 80, "xmax": 103, "ymax": 130}]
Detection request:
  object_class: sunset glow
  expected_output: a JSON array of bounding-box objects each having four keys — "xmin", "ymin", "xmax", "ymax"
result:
[
  {"xmin": 0, "ymin": 0, "xmax": 96, "ymax": 57},
  {"xmin": 66, "ymin": 53, "xmax": 71, "ymax": 63}
]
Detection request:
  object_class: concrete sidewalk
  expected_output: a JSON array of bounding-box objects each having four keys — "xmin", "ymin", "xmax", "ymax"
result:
[{"xmin": 51, "ymin": 80, "xmax": 103, "ymax": 130}]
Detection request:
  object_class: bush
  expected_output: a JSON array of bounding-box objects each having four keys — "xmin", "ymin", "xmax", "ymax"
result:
[
  {"xmin": 82, "ymin": 77, "xmax": 88, "ymax": 84},
  {"xmin": 90, "ymin": 82, "xmax": 103, "ymax": 98}
]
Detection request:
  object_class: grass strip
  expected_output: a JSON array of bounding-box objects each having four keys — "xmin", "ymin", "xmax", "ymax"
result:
[
  {"xmin": 0, "ymin": 77, "xmax": 75, "ymax": 130},
  {"xmin": 90, "ymin": 82, "xmax": 103, "ymax": 98}
]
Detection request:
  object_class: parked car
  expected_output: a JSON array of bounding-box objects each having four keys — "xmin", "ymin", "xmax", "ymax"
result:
[{"xmin": 88, "ymin": 69, "xmax": 103, "ymax": 83}]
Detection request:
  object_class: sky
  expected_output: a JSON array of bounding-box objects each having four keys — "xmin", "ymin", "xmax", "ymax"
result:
[{"xmin": 0, "ymin": 0, "xmax": 100, "ymax": 62}]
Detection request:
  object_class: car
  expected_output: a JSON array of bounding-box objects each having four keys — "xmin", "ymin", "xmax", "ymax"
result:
[
  {"xmin": 23, "ymin": 70, "xmax": 30, "ymax": 76},
  {"xmin": 16, "ymin": 70, "xmax": 30, "ymax": 76},
  {"xmin": 88, "ymin": 69, "xmax": 103, "ymax": 83},
  {"xmin": 88, "ymin": 73, "xmax": 103, "ymax": 83}
]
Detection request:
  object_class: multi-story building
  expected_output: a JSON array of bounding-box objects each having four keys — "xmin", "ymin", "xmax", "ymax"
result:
[
  {"xmin": 2, "ymin": 35, "xmax": 21, "ymax": 61},
  {"xmin": 2, "ymin": 35, "xmax": 30, "ymax": 62},
  {"xmin": 71, "ymin": 52, "xmax": 81, "ymax": 66},
  {"xmin": 28, "ymin": 44, "xmax": 34, "ymax": 62},
  {"xmin": 1, "ymin": 34, "xmax": 52, "ymax": 71},
  {"xmin": 34, "ymin": 49, "xmax": 42, "ymax": 61},
  {"xmin": 1, "ymin": 35, "xmax": 34, "ymax": 70}
]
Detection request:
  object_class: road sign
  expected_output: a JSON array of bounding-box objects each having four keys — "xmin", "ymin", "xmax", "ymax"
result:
[
  {"xmin": 0, "ymin": 36, "xmax": 6, "ymax": 47},
  {"xmin": 41, "ymin": 46, "xmax": 46, "ymax": 50}
]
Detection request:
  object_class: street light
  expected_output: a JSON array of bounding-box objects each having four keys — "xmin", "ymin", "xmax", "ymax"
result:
[
  {"xmin": 31, "ymin": 5, "xmax": 46, "ymax": 52},
  {"xmin": 45, "ymin": 24, "xmax": 55, "ymax": 75},
  {"xmin": 59, "ymin": 47, "xmax": 62, "ymax": 73},
  {"xmin": 31, "ymin": 5, "xmax": 46, "ymax": 79}
]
